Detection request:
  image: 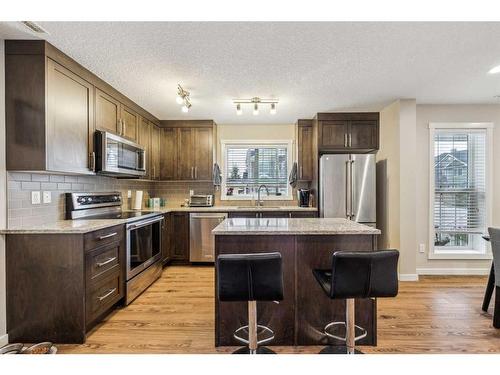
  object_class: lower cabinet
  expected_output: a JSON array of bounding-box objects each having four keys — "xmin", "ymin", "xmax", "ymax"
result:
[
  {"xmin": 228, "ymin": 210, "xmax": 318, "ymax": 219},
  {"xmin": 170, "ymin": 212, "xmax": 190, "ymax": 262},
  {"xmin": 6, "ymin": 225, "xmax": 126, "ymax": 343}
]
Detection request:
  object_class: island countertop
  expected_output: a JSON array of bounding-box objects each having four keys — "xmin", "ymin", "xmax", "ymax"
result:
[{"xmin": 212, "ymin": 217, "xmax": 380, "ymax": 235}]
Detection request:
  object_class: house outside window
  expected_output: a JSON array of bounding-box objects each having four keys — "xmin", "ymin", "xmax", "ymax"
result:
[
  {"xmin": 429, "ymin": 123, "xmax": 493, "ymax": 259},
  {"xmin": 220, "ymin": 140, "xmax": 293, "ymax": 200}
]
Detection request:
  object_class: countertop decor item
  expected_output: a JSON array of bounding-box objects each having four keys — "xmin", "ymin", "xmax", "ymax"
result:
[
  {"xmin": 133, "ymin": 190, "xmax": 143, "ymax": 210},
  {"xmin": 0, "ymin": 343, "xmax": 24, "ymax": 354}
]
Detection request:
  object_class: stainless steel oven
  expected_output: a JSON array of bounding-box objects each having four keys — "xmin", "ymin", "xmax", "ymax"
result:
[
  {"xmin": 94, "ymin": 130, "xmax": 146, "ymax": 177},
  {"xmin": 126, "ymin": 215, "xmax": 163, "ymax": 280}
]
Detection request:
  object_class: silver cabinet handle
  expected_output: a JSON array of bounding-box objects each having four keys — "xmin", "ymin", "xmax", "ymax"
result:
[
  {"xmin": 344, "ymin": 133, "xmax": 348, "ymax": 147},
  {"xmin": 89, "ymin": 152, "xmax": 96, "ymax": 171},
  {"xmin": 122, "ymin": 119, "xmax": 126, "ymax": 135},
  {"xmin": 300, "ymin": 166, "xmax": 303, "ymax": 179},
  {"xmin": 191, "ymin": 166, "xmax": 194, "ymax": 179},
  {"xmin": 98, "ymin": 288, "xmax": 117, "ymax": 301},
  {"xmin": 98, "ymin": 232, "xmax": 117, "ymax": 240},
  {"xmin": 152, "ymin": 165, "xmax": 156, "ymax": 179},
  {"xmin": 96, "ymin": 257, "xmax": 117, "ymax": 267},
  {"xmin": 194, "ymin": 166, "xmax": 197, "ymax": 179},
  {"xmin": 349, "ymin": 133, "xmax": 352, "ymax": 147},
  {"xmin": 289, "ymin": 212, "xmax": 292, "ymax": 218},
  {"xmin": 117, "ymin": 119, "xmax": 121, "ymax": 135}
]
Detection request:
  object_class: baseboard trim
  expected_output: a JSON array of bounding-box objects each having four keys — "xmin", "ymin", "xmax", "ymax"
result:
[
  {"xmin": 417, "ymin": 267, "xmax": 490, "ymax": 275},
  {"xmin": 399, "ymin": 274, "xmax": 419, "ymax": 281},
  {"xmin": 0, "ymin": 333, "xmax": 8, "ymax": 347}
]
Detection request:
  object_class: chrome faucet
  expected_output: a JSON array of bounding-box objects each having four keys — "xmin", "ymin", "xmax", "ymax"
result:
[{"xmin": 257, "ymin": 185, "xmax": 269, "ymax": 207}]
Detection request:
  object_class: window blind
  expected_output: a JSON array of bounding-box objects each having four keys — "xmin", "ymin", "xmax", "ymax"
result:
[
  {"xmin": 224, "ymin": 144, "xmax": 289, "ymax": 198},
  {"xmin": 433, "ymin": 129, "xmax": 486, "ymax": 249}
]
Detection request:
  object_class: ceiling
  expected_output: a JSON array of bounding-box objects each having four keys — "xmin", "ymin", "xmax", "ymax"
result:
[{"xmin": 2, "ymin": 22, "xmax": 500, "ymax": 124}]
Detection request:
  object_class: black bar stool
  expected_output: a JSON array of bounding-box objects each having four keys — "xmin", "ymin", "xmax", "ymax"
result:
[
  {"xmin": 313, "ymin": 249, "xmax": 399, "ymax": 354},
  {"xmin": 216, "ymin": 252, "xmax": 284, "ymax": 354},
  {"xmin": 487, "ymin": 228, "xmax": 500, "ymax": 328}
]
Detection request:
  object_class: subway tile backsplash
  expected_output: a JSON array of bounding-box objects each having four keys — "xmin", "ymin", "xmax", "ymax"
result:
[{"xmin": 7, "ymin": 172, "xmax": 154, "ymax": 228}]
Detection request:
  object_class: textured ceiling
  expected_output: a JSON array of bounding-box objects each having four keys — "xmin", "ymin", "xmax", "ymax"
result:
[{"xmin": 2, "ymin": 22, "xmax": 500, "ymax": 124}]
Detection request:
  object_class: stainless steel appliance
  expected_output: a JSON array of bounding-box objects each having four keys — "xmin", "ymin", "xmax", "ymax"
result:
[
  {"xmin": 297, "ymin": 189, "xmax": 311, "ymax": 207},
  {"xmin": 189, "ymin": 212, "xmax": 227, "ymax": 262},
  {"xmin": 94, "ymin": 130, "xmax": 146, "ymax": 177},
  {"xmin": 319, "ymin": 154, "xmax": 376, "ymax": 226},
  {"xmin": 66, "ymin": 192, "xmax": 163, "ymax": 304},
  {"xmin": 188, "ymin": 194, "xmax": 214, "ymax": 207}
]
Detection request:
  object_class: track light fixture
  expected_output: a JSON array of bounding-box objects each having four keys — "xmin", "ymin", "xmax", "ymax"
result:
[
  {"xmin": 176, "ymin": 84, "xmax": 191, "ymax": 113},
  {"xmin": 233, "ymin": 97, "xmax": 278, "ymax": 116}
]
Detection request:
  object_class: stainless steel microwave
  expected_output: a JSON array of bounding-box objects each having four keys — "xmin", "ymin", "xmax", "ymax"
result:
[{"xmin": 94, "ymin": 130, "xmax": 146, "ymax": 177}]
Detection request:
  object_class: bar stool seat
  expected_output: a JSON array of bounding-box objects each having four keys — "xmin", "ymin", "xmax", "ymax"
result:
[
  {"xmin": 313, "ymin": 249, "xmax": 399, "ymax": 354},
  {"xmin": 217, "ymin": 252, "xmax": 284, "ymax": 354}
]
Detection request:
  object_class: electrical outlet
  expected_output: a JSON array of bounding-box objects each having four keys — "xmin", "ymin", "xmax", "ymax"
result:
[
  {"xmin": 419, "ymin": 243, "xmax": 426, "ymax": 254},
  {"xmin": 31, "ymin": 191, "xmax": 41, "ymax": 205},
  {"xmin": 43, "ymin": 191, "xmax": 51, "ymax": 204},
  {"xmin": 127, "ymin": 190, "xmax": 132, "ymax": 198},
  {"xmin": 189, "ymin": 190, "xmax": 194, "ymax": 196}
]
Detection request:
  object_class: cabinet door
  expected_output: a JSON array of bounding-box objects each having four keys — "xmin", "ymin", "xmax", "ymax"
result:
[
  {"xmin": 193, "ymin": 127, "xmax": 213, "ymax": 180},
  {"xmin": 177, "ymin": 128, "xmax": 194, "ymax": 180},
  {"xmin": 150, "ymin": 124, "xmax": 161, "ymax": 180},
  {"xmin": 227, "ymin": 212, "xmax": 259, "ymax": 218},
  {"xmin": 120, "ymin": 104, "xmax": 139, "ymax": 141},
  {"xmin": 138, "ymin": 117, "xmax": 151, "ymax": 179},
  {"xmin": 160, "ymin": 128, "xmax": 177, "ymax": 180},
  {"xmin": 161, "ymin": 213, "xmax": 172, "ymax": 264},
  {"xmin": 319, "ymin": 120, "xmax": 349, "ymax": 150},
  {"xmin": 349, "ymin": 120, "xmax": 379, "ymax": 149},
  {"xmin": 95, "ymin": 89, "xmax": 120, "ymax": 134},
  {"xmin": 261, "ymin": 212, "xmax": 290, "ymax": 218},
  {"xmin": 290, "ymin": 211, "xmax": 318, "ymax": 218},
  {"xmin": 46, "ymin": 59, "xmax": 94, "ymax": 174},
  {"xmin": 297, "ymin": 125, "xmax": 313, "ymax": 180},
  {"xmin": 171, "ymin": 213, "xmax": 190, "ymax": 261}
]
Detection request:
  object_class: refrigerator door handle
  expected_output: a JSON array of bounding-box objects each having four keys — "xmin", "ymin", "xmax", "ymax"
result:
[
  {"xmin": 345, "ymin": 160, "xmax": 351, "ymax": 219},
  {"xmin": 350, "ymin": 159, "xmax": 355, "ymax": 220}
]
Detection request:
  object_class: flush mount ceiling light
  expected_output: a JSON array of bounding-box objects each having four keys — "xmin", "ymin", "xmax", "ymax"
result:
[
  {"xmin": 233, "ymin": 97, "xmax": 278, "ymax": 116},
  {"xmin": 176, "ymin": 84, "xmax": 192, "ymax": 113},
  {"xmin": 488, "ymin": 65, "xmax": 500, "ymax": 74}
]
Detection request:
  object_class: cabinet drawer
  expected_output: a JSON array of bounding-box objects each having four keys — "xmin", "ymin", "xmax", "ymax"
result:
[
  {"xmin": 86, "ymin": 243, "xmax": 120, "ymax": 282},
  {"xmin": 86, "ymin": 271, "xmax": 122, "ymax": 325},
  {"xmin": 84, "ymin": 225, "xmax": 124, "ymax": 252}
]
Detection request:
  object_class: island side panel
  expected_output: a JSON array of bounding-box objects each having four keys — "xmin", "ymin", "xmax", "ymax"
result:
[
  {"xmin": 215, "ymin": 235, "xmax": 296, "ymax": 346},
  {"xmin": 295, "ymin": 234, "xmax": 377, "ymax": 346}
]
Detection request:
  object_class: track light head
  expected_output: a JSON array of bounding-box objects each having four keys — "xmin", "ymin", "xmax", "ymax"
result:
[
  {"xmin": 253, "ymin": 103, "xmax": 259, "ymax": 116},
  {"xmin": 236, "ymin": 103, "xmax": 242, "ymax": 115},
  {"xmin": 270, "ymin": 103, "xmax": 277, "ymax": 115}
]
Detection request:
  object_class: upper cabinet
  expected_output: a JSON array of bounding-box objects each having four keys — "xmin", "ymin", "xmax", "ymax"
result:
[
  {"xmin": 296, "ymin": 119, "xmax": 314, "ymax": 181},
  {"xmin": 150, "ymin": 124, "xmax": 161, "ymax": 180},
  {"xmin": 137, "ymin": 117, "xmax": 151, "ymax": 179},
  {"xmin": 159, "ymin": 121, "xmax": 215, "ymax": 181},
  {"xmin": 315, "ymin": 113, "xmax": 379, "ymax": 152},
  {"xmin": 5, "ymin": 40, "xmax": 159, "ymax": 175}
]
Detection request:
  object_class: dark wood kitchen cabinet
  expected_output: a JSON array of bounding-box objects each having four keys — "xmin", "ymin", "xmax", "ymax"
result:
[
  {"xmin": 315, "ymin": 112, "xmax": 379, "ymax": 152},
  {"xmin": 170, "ymin": 212, "xmax": 190, "ymax": 262},
  {"xmin": 138, "ymin": 117, "xmax": 151, "ymax": 179},
  {"xmin": 6, "ymin": 225, "xmax": 126, "ymax": 343},
  {"xmin": 297, "ymin": 119, "xmax": 314, "ymax": 181},
  {"xmin": 159, "ymin": 120, "xmax": 215, "ymax": 181},
  {"xmin": 6, "ymin": 40, "xmax": 160, "ymax": 174},
  {"xmin": 150, "ymin": 123, "xmax": 161, "ymax": 180},
  {"xmin": 161, "ymin": 213, "xmax": 172, "ymax": 264}
]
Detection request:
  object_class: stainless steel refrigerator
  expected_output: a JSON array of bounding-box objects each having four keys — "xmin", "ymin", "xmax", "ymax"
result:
[{"xmin": 319, "ymin": 154, "xmax": 376, "ymax": 226}]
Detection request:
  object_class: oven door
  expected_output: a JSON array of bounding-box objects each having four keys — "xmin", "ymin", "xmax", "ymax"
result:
[
  {"xmin": 95, "ymin": 131, "xmax": 146, "ymax": 177},
  {"xmin": 126, "ymin": 216, "xmax": 163, "ymax": 280}
]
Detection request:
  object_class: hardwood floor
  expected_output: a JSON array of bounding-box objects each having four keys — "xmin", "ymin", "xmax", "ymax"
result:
[{"xmin": 58, "ymin": 265, "xmax": 500, "ymax": 354}]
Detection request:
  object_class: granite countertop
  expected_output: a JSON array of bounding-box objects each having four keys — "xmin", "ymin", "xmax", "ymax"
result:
[
  {"xmin": 0, "ymin": 206, "xmax": 318, "ymax": 234},
  {"xmin": 212, "ymin": 218, "xmax": 380, "ymax": 235}
]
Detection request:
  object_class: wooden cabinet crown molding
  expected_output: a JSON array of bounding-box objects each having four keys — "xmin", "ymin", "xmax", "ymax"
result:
[{"xmin": 159, "ymin": 120, "xmax": 216, "ymax": 128}]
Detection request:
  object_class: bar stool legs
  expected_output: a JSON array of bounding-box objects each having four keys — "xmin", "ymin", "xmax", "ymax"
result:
[
  {"xmin": 320, "ymin": 298, "xmax": 366, "ymax": 354},
  {"xmin": 233, "ymin": 301, "xmax": 276, "ymax": 354}
]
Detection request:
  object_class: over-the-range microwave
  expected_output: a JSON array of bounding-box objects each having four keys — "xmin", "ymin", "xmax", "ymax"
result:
[{"xmin": 94, "ymin": 130, "xmax": 146, "ymax": 178}]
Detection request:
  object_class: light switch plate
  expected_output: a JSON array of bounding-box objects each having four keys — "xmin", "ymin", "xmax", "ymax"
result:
[
  {"xmin": 43, "ymin": 191, "xmax": 52, "ymax": 204},
  {"xmin": 31, "ymin": 191, "xmax": 41, "ymax": 205},
  {"xmin": 419, "ymin": 244, "xmax": 426, "ymax": 253}
]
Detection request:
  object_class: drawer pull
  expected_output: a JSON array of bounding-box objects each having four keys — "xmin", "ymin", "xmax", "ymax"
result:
[
  {"xmin": 98, "ymin": 232, "xmax": 118, "ymax": 240},
  {"xmin": 96, "ymin": 257, "xmax": 117, "ymax": 267},
  {"xmin": 98, "ymin": 288, "xmax": 117, "ymax": 301}
]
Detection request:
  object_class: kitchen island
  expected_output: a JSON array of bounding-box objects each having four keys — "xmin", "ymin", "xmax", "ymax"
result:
[{"xmin": 213, "ymin": 218, "xmax": 380, "ymax": 347}]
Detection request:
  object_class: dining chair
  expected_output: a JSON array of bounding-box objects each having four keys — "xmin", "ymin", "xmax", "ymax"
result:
[{"xmin": 486, "ymin": 227, "xmax": 500, "ymax": 328}]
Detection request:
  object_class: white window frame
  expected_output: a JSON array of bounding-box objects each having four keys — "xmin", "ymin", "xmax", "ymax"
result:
[
  {"xmin": 219, "ymin": 139, "xmax": 294, "ymax": 201},
  {"xmin": 428, "ymin": 122, "xmax": 493, "ymax": 260}
]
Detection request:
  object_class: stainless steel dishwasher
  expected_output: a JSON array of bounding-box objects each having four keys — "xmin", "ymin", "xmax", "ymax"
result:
[{"xmin": 189, "ymin": 212, "xmax": 227, "ymax": 262}]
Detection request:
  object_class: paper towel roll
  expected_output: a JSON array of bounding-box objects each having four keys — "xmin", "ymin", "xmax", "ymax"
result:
[{"xmin": 133, "ymin": 190, "xmax": 143, "ymax": 210}]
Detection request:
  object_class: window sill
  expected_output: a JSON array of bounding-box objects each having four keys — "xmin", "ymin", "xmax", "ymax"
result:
[{"xmin": 428, "ymin": 251, "xmax": 492, "ymax": 260}]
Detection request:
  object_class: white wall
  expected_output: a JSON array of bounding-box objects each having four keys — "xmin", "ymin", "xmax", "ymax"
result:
[
  {"xmin": 377, "ymin": 100, "xmax": 418, "ymax": 280},
  {"xmin": 0, "ymin": 39, "xmax": 7, "ymax": 345},
  {"xmin": 415, "ymin": 104, "xmax": 500, "ymax": 274}
]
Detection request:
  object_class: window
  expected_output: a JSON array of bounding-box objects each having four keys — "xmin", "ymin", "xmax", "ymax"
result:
[
  {"xmin": 220, "ymin": 140, "xmax": 293, "ymax": 200},
  {"xmin": 429, "ymin": 123, "xmax": 493, "ymax": 259}
]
